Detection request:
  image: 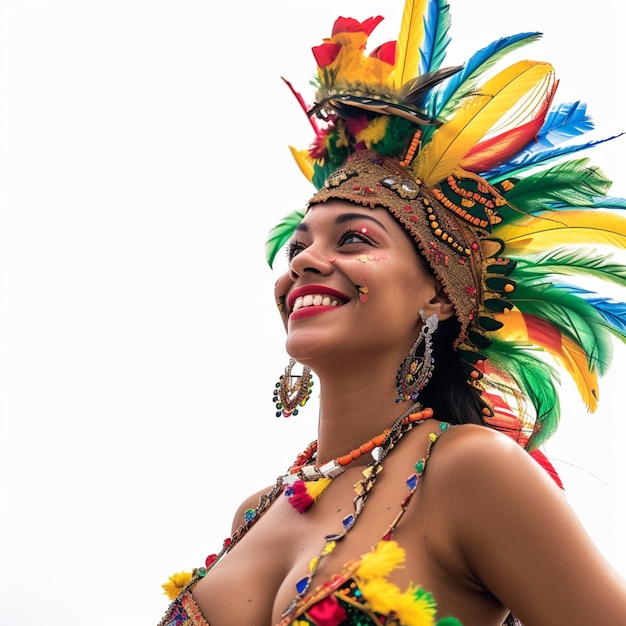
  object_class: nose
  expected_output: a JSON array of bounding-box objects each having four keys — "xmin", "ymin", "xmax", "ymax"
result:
[{"xmin": 288, "ymin": 244, "xmax": 334, "ymax": 280}]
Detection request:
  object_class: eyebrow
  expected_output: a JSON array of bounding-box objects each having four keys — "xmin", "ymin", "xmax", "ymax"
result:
[{"xmin": 295, "ymin": 212, "xmax": 389, "ymax": 232}]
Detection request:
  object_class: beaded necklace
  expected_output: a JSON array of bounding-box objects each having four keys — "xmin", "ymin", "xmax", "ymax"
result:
[
  {"xmin": 280, "ymin": 403, "xmax": 437, "ymax": 617},
  {"xmin": 279, "ymin": 418, "xmax": 452, "ymax": 623},
  {"xmin": 180, "ymin": 402, "xmax": 438, "ymax": 619},
  {"xmin": 284, "ymin": 406, "xmax": 434, "ymax": 512}
]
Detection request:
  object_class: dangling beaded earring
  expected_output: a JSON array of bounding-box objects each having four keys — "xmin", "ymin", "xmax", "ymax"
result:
[
  {"xmin": 273, "ymin": 358, "xmax": 314, "ymax": 417},
  {"xmin": 396, "ymin": 310, "xmax": 439, "ymax": 403}
]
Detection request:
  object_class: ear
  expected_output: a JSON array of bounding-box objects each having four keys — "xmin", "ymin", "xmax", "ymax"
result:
[{"xmin": 425, "ymin": 280, "xmax": 455, "ymax": 321}]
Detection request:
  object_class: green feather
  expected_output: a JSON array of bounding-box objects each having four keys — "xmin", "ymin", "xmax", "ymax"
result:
[
  {"xmin": 511, "ymin": 247, "xmax": 626, "ymax": 291},
  {"xmin": 508, "ymin": 281, "xmax": 614, "ymax": 374},
  {"xmin": 487, "ymin": 337, "xmax": 561, "ymax": 449},
  {"xmin": 499, "ymin": 159, "xmax": 625, "ymax": 219},
  {"xmin": 264, "ymin": 208, "xmax": 306, "ymax": 268}
]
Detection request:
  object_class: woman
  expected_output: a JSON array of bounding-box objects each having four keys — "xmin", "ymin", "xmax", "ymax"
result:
[{"xmin": 158, "ymin": 0, "xmax": 626, "ymax": 624}]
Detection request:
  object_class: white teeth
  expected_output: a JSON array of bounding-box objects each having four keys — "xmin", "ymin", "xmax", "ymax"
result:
[{"xmin": 293, "ymin": 294, "xmax": 342, "ymax": 312}]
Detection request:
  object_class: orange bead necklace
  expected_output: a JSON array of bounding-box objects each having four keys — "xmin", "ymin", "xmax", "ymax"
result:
[{"xmin": 283, "ymin": 406, "xmax": 434, "ymax": 512}]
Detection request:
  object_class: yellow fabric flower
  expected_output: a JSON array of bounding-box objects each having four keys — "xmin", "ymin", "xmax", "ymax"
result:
[
  {"xmin": 355, "ymin": 541, "xmax": 438, "ymax": 626},
  {"xmin": 161, "ymin": 570, "xmax": 193, "ymax": 600}
]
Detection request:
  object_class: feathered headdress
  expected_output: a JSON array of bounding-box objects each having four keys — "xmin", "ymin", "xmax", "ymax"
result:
[{"xmin": 265, "ymin": 0, "xmax": 626, "ymax": 450}]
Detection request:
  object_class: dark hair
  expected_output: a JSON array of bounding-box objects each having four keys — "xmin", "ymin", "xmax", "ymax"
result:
[
  {"xmin": 417, "ymin": 316, "xmax": 487, "ymax": 426},
  {"xmin": 418, "ymin": 316, "xmax": 523, "ymax": 626}
]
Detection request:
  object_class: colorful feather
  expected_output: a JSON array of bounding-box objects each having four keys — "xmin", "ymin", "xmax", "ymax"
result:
[
  {"xmin": 418, "ymin": 0, "xmax": 452, "ymax": 74},
  {"xmin": 265, "ymin": 208, "xmax": 306, "ymax": 268},
  {"xmin": 394, "ymin": 0, "xmax": 428, "ymax": 88},
  {"xmin": 529, "ymin": 449, "xmax": 564, "ymax": 489},
  {"xmin": 486, "ymin": 337, "xmax": 561, "ymax": 449},
  {"xmin": 281, "ymin": 77, "xmax": 320, "ymax": 135},
  {"xmin": 424, "ymin": 32, "xmax": 542, "ymax": 125},
  {"xmin": 494, "ymin": 310, "xmax": 599, "ymax": 411},
  {"xmin": 496, "ymin": 159, "xmax": 621, "ymax": 218},
  {"xmin": 511, "ymin": 247, "xmax": 626, "ymax": 291},
  {"xmin": 288, "ymin": 146, "xmax": 315, "ymax": 184},
  {"xmin": 415, "ymin": 60, "xmax": 555, "ymax": 185},
  {"xmin": 484, "ymin": 133, "xmax": 624, "ymax": 182},
  {"xmin": 495, "ymin": 209, "xmax": 626, "ymax": 256},
  {"xmin": 552, "ymin": 285, "xmax": 626, "ymax": 339},
  {"xmin": 481, "ymin": 101, "xmax": 599, "ymax": 180},
  {"xmin": 536, "ymin": 101, "xmax": 594, "ymax": 147},
  {"xmin": 505, "ymin": 281, "xmax": 614, "ymax": 373},
  {"xmin": 460, "ymin": 77, "xmax": 556, "ymax": 173}
]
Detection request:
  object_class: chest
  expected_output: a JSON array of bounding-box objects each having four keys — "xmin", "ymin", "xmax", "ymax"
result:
[{"xmin": 191, "ymin": 453, "xmax": 450, "ymax": 625}]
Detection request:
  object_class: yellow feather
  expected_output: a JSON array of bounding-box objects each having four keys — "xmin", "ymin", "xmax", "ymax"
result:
[
  {"xmin": 495, "ymin": 210, "xmax": 626, "ymax": 255},
  {"xmin": 560, "ymin": 334, "xmax": 599, "ymax": 411},
  {"xmin": 393, "ymin": 0, "xmax": 428, "ymax": 88},
  {"xmin": 414, "ymin": 61, "xmax": 554, "ymax": 186},
  {"xmin": 288, "ymin": 146, "xmax": 314, "ymax": 183},
  {"xmin": 494, "ymin": 311, "xmax": 599, "ymax": 411},
  {"xmin": 356, "ymin": 116, "xmax": 390, "ymax": 147}
]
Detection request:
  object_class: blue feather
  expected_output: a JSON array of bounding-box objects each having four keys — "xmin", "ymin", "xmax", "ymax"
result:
[
  {"xmin": 553, "ymin": 284, "xmax": 626, "ymax": 340},
  {"xmin": 584, "ymin": 298, "xmax": 626, "ymax": 340},
  {"xmin": 482, "ymin": 100, "xmax": 622, "ymax": 180},
  {"xmin": 424, "ymin": 31, "xmax": 541, "ymax": 121},
  {"xmin": 547, "ymin": 196, "xmax": 626, "ymax": 211},
  {"xmin": 419, "ymin": 0, "xmax": 452, "ymax": 75},
  {"xmin": 540, "ymin": 101, "xmax": 594, "ymax": 147},
  {"xmin": 483, "ymin": 135, "xmax": 624, "ymax": 181}
]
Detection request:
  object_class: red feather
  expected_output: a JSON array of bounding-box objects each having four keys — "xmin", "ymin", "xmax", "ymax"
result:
[
  {"xmin": 530, "ymin": 449, "xmax": 564, "ymax": 489},
  {"xmin": 461, "ymin": 79, "xmax": 558, "ymax": 173}
]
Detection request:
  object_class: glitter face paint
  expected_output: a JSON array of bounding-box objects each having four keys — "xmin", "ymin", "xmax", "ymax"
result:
[
  {"xmin": 356, "ymin": 284, "xmax": 369, "ymax": 303},
  {"xmin": 356, "ymin": 252, "xmax": 388, "ymax": 263}
]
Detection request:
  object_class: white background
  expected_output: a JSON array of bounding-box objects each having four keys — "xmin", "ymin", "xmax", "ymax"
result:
[{"xmin": 1, "ymin": 1, "xmax": 625, "ymax": 624}]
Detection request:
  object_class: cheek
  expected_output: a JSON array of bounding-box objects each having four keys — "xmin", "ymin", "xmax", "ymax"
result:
[
  {"xmin": 352, "ymin": 254, "xmax": 388, "ymax": 303},
  {"xmin": 274, "ymin": 272, "xmax": 292, "ymax": 323}
]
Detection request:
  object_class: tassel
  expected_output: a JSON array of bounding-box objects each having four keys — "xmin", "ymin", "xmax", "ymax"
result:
[{"xmin": 285, "ymin": 477, "xmax": 332, "ymax": 513}]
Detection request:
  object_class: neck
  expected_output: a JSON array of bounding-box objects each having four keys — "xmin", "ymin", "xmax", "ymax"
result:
[{"xmin": 312, "ymin": 363, "xmax": 422, "ymax": 464}]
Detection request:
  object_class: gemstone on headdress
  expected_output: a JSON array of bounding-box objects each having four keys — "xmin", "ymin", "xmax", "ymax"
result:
[
  {"xmin": 381, "ymin": 175, "xmax": 421, "ymax": 200},
  {"xmin": 325, "ymin": 168, "xmax": 356, "ymax": 189}
]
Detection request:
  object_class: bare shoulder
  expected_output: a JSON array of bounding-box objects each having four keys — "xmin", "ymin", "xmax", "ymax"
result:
[
  {"xmin": 429, "ymin": 422, "xmax": 551, "ymax": 490},
  {"xmin": 230, "ymin": 484, "xmax": 275, "ymax": 534},
  {"xmin": 423, "ymin": 423, "xmax": 626, "ymax": 624},
  {"xmin": 425, "ymin": 423, "xmax": 565, "ymax": 535}
]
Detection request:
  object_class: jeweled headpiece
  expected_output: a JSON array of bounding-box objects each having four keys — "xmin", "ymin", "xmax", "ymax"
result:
[{"xmin": 266, "ymin": 0, "xmax": 626, "ymax": 450}]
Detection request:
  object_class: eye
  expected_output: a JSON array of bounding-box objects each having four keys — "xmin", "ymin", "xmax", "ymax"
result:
[
  {"xmin": 338, "ymin": 228, "xmax": 374, "ymax": 247},
  {"xmin": 286, "ymin": 239, "xmax": 306, "ymax": 261}
]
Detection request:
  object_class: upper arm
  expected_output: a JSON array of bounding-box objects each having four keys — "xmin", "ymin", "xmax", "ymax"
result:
[{"xmin": 438, "ymin": 426, "xmax": 626, "ymax": 625}]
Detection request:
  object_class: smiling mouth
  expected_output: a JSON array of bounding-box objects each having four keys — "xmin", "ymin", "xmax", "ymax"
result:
[{"xmin": 292, "ymin": 294, "xmax": 344, "ymax": 313}]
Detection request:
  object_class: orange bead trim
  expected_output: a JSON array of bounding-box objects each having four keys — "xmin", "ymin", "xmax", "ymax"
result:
[
  {"xmin": 289, "ymin": 408, "xmax": 434, "ymax": 475},
  {"xmin": 399, "ymin": 130, "xmax": 422, "ymax": 167}
]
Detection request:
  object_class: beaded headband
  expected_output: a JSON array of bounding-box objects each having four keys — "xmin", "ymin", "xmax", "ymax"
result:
[
  {"xmin": 266, "ymin": 0, "xmax": 626, "ymax": 449},
  {"xmin": 308, "ymin": 150, "xmax": 510, "ymax": 351}
]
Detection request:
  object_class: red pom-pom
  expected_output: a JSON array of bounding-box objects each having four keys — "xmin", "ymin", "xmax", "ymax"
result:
[{"xmin": 285, "ymin": 479, "xmax": 315, "ymax": 513}]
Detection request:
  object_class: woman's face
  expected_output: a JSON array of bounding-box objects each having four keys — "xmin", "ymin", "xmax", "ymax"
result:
[{"xmin": 274, "ymin": 200, "xmax": 453, "ymax": 368}]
